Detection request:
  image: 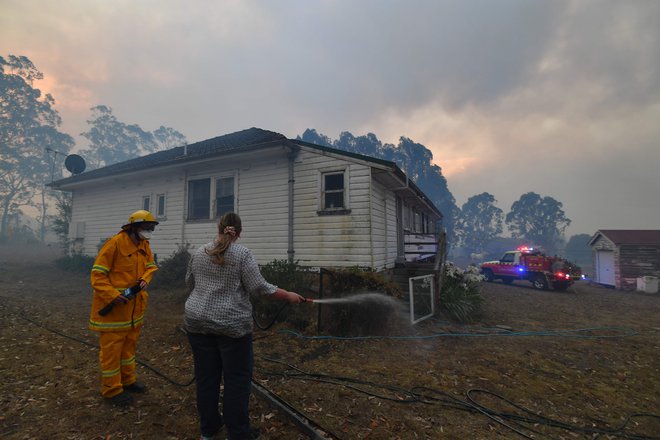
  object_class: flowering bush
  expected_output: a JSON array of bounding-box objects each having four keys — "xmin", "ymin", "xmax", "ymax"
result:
[{"xmin": 440, "ymin": 262, "xmax": 484, "ymax": 322}]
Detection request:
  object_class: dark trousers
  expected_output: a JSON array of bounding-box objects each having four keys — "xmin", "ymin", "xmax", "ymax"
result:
[{"xmin": 187, "ymin": 332, "xmax": 254, "ymax": 439}]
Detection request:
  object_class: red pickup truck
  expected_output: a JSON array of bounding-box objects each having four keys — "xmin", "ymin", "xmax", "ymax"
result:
[{"xmin": 480, "ymin": 247, "xmax": 574, "ymax": 291}]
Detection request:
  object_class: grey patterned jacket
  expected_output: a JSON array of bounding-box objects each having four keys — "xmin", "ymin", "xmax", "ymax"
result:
[{"xmin": 184, "ymin": 241, "xmax": 277, "ymax": 338}]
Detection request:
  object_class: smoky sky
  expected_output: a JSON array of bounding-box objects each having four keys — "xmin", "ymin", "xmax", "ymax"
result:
[{"xmin": 1, "ymin": 0, "xmax": 659, "ymax": 237}]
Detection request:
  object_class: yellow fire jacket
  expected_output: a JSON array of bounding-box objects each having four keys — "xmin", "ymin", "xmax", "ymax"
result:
[{"xmin": 89, "ymin": 230, "xmax": 158, "ymax": 332}]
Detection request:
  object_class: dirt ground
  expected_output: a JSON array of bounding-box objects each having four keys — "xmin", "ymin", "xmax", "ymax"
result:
[{"xmin": 1, "ymin": 244, "xmax": 659, "ymax": 440}]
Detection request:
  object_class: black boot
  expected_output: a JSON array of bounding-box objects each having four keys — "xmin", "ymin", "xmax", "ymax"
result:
[
  {"xmin": 125, "ymin": 381, "xmax": 147, "ymax": 393},
  {"xmin": 106, "ymin": 391, "xmax": 133, "ymax": 407}
]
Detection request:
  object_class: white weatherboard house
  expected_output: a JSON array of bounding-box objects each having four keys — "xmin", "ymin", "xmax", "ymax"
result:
[{"xmin": 50, "ymin": 128, "xmax": 443, "ymax": 271}]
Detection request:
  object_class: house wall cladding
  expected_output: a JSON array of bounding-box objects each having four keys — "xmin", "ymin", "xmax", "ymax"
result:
[
  {"xmin": 191, "ymin": 150, "xmax": 291, "ymax": 263},
  {"xmin": 369, "ymin": 178, "xmax": 398, "ymax": 271},
  {"xmin": 292, "ymin": 148, "xmax": 374, "ymax": 268},
  {"xmin": 71, "ymin": 150, "xmax": 292, "ymax": 262},
  {"xmin": 618, "ymin": 245, "xmax": 660, "ymax": 291},
  {"xmin": 70, "ymin": 169, "xmax": 186, "ymax": 257},
  {"xmin": 71, "ymin": 145, "xmax": 402, "ymax": 270}
]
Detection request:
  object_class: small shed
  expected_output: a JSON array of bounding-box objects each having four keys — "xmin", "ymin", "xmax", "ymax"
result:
[{"xmin": 588, "ymin": 230, "xmax": 660, "ymax": 291}]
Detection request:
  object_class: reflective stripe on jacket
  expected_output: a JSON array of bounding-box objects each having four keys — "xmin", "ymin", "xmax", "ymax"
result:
[{"xmin": 89, "ymin": 230, "xmax": 158, "ymax": 332}]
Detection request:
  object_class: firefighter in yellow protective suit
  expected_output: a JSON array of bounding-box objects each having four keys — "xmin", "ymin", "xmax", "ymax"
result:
[{"xmin": 89, "ymin": 210, "xmax": 159, "ymax": 407}]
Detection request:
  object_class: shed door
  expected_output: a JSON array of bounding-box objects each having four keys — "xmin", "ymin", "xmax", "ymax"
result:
[{"xmin": 595, "ymin": 250, "xmax": 615, "ymax": 286}]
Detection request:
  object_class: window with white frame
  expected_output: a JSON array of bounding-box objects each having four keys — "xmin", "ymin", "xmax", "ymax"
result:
[
  {"xmin": 157, "ymin": 194, "xmax": 166, "ymax": 218},
  {"xmin": 322, "ymin": 171, "xmax": 345, "ymax": 210},
  {"xmin": 215, "ymin": 176, "xmax": 234, "ymax": 218},
  {"xmin": 187, "ymin": 175, "xmax": 235, "ymax": 220},
  {"xmin": 142, "ymin": 195, "xmax": 151, "ymax": 212}
]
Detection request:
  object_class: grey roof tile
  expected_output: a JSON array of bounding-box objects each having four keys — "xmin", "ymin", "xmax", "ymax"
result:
[{"xmin": 51, "ymin": 127, "xmax": 287, "ymax": 186}]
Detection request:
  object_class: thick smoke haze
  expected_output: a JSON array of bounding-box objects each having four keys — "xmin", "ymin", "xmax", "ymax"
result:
[{"xmin": 2, "ymin": 0, "xmax": 659, "ymax": 236}]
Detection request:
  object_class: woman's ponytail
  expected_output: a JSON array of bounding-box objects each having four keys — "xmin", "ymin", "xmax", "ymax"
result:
[{"xmin": 206, "ymin": 212, "xmax": 242, "ymax": 265}]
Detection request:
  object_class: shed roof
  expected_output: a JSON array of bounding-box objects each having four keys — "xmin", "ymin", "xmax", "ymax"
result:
[{"xmin": 589, "ymin": 230, "xmax": 660, "ymax": 246}]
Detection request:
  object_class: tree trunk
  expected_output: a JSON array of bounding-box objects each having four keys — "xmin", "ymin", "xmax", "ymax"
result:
[
  {"xmin": 0, "ymin": 196, "xmax": 11, "ymax": 240},
  {"xmin": 39, "ymin": 186, "xmax": 48, "ymax": 243}
]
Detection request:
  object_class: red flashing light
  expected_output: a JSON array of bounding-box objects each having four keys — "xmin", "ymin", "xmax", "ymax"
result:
[{"xmin": 517, "ymin": 246, "xmax": 534, "ymax": 253}]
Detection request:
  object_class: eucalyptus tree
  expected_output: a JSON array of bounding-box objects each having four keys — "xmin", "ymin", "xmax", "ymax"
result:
[
  {"xmin": 78, "ymin": 105, "xmax": 186, "ymax": 169},
  {"xmin": 50, "ymin": 191, "xmax": 72, "ymax": 252},
  {"xmin": 455, "ymin": 192, "xmax": 504, "ymax": 254},
  {"xmin": 564, "ymin": 233, "xmax": 592, "ymax": 265},
  {"xmin": 0, "ymin": 55, "xmax": 74, "ymax": 241},
  {"xmin": 505, "ymin": 192, "xmax": 571, "ymax": 254}
]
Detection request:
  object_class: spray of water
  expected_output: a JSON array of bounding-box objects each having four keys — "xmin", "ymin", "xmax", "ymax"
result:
[
  {"xmin": 311, "ymin": 292, "xmax": 402, "ymax": 308},
  {"xmin": 310, "ymin": 291, "xmax": 414, "ymax": 336}
]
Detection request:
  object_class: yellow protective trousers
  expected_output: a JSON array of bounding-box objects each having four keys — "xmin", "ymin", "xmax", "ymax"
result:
[{"xmin": 98, "ymin": 327, "xmax": 141, "ymax": 398}]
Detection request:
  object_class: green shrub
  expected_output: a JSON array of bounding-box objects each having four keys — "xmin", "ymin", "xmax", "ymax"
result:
[
  {"xmin": 324, "ymin": 266, "xmax": 403, "ymax": 299},
  {"xmin": 260, "ymin": 259, "xmax": 309, "ymax": 291},
  {"xmin": 253, "ymin": 260, "xmax": 316, "ymax": 331},
  {"xmin": 440, "ymin": 262, "xmax": 483, "ymax": 323},
  {"xmin": 319, "ymin": 267, "xmax": 405, "ymax": 336},
  {"xmin": 54, "ymin": 253, "xmax": 95, "ymax": 273},
  {"xmin": 150, "ymin": 243, "xmax": 192, "ymax": 290}
]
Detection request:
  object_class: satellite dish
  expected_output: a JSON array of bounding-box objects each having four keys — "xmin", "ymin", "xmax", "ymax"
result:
[{"xmin": 65, "ymin": 154, "xmax": 86, "ymax": 175}]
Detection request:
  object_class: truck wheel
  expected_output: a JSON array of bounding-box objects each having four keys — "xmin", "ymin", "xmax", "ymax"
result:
[
  {"xmin": 532, "ymin": 276, "xmax": 548, "ymax": 290},
  {"xmin": 482, "ymin": 269, "xmax": 494, "ymax": 282}
]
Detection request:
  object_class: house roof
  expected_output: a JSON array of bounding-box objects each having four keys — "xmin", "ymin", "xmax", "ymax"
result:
[
  {"xmin": 290, "ymin": 139, "xmax": 396, "ymax": 168},
  {"xmin": 589, "ymin": 230, "xmax": 660, "ymax": 246},
  {"xmin": 50, "ymin": 127, "xmax": 290, "ymax": 187},
  {"xmin": 49, "ymin": 127, "xmax": 442, "ymax": 218}
]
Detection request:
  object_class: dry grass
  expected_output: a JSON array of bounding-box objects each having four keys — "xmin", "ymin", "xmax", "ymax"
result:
[{"xmin": 1, "ymin": 244, "xmax": 658, "ymax": 439}]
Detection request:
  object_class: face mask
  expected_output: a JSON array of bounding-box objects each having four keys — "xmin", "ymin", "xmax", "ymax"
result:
[{"xmin": 138, "ymin": 230, "xmax": 152, "ymax": 240}]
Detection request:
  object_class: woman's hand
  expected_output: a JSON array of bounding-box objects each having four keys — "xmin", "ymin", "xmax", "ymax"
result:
[
  {"xmin": 272, "ymin": 288, "xmax": 306, "ymax": 303},
  {"xmin": 286, "ymin": 291, "xmax": 306, "ymax": 304}
]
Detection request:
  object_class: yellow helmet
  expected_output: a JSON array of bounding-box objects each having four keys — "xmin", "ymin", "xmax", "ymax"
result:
[{"xmin": 122, "ymin": 210, "xmax": 159, "ymax": 229}]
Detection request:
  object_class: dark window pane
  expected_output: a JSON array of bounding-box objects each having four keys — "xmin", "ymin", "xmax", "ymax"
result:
[
  {"xmin": 325, "ymin": 192, "xmax": 344, "ymax": 209},
  {"xmin": 216, "ymin": 196, "xmax": 234, "ymax": 217},
  {"xmin": 188, "ymin": 179, "xmax": 210, "ymax": 219},
  {"xmin": 216, "ymin": 177, "xmax": 233, "ymax": 197},
  {"xmin": 143, "ymin": 197, "xmax": 150, "ymax": 211},
  {"xmin": 157, "ymin": 195, "xmax": 166, "ymax": 217},
  {"xmin": 325, "ymin": 173, "xmax": 344, "ymax": 191},
  {"xmin": 215, "ymin": 177, "xmax": 234, "ymax": 217}
]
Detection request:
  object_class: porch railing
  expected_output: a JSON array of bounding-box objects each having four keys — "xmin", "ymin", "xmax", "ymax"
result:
[{"xmin": 403, "ymin": 232, "xmax": 443, "ymax": 263}]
